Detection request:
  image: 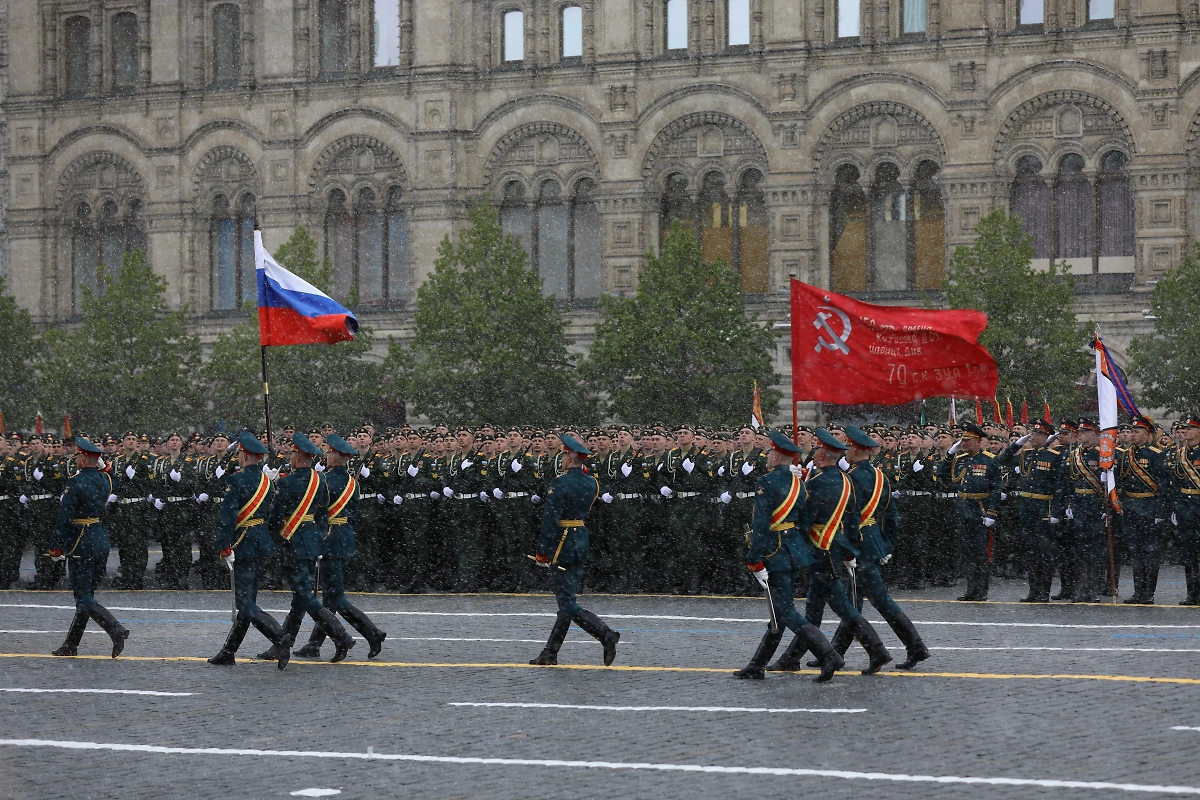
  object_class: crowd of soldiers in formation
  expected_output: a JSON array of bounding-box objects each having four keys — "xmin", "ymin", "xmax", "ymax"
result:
[{"xmin": 2, "ymin": 414, "xmax": 1199, "ymax": 605}]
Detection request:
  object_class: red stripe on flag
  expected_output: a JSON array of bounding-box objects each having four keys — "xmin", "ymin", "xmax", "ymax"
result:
[{"xmin": 258, "ymin": 306, "xmax": 356, "ymax": 347}]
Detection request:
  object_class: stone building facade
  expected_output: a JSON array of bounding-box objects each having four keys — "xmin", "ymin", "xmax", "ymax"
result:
[{"xmin": 0, "ymin": 0, "xmax": 1187, "ymax": 414}]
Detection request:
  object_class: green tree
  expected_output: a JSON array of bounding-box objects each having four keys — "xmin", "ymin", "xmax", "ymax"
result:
[
  {"xmin": 201, "ymin": 227, "xmax": 389, "ymax": 433},
  {"xmin": 0, "ymin": 272, "xmax": 41, "ymax": 429},
  {"xmin": 388, "ymin": 200, "xmax": 594, "ymax": 426},
  {"xmin": 36, "ymin": 249, "xmax": 202, "ymax": 434},
  {"xmin": 1128, "ymin": 243, "xmax": 1200, "ymax": 414},
  {"xmin": 584, "ymin": 220, "xmax": 779, "ymax": 426},
  {"xmin": 943, "ymin": 209, "xmax": 1088, "ymax": 415}
]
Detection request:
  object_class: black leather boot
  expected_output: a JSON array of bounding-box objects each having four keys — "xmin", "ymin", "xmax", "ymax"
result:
[
  {"xmin": 340, "ymin": 606, "xmax": 387, "ymax": 659},
  {"xmin": 793, "ymin": 624, "xmax": 843, "ymax": 683},
  {"xmin": 313, "ymin": 607, "xmax": 356, "ymax": 663},
  {"xmin": 733, "ymin": 629, "xmax": 784, "ymax": 680},
  {"xmin": 957, "ymin": 562, "xmax": 979, "ymax": 601},
  {"xmin": 1145, "ymin": 561, "xmax": 1160, "ymax": 604},
  {"xmin": 852, "ymin": 616, "xmax": 892, "ymax": 675},
  {"xmin": 257, "ymin": 609, "xmax": 302, "ymax": 661},
  {"xmin": 891, "ymin": 613, "xmax": 931, "ymax": 670},
  {"xmin": 976, "ymin": 563, "xmax": 991, "ymax": 601},
  {"xmin": 1020, "ymin": 564, "xmax": 1040, "ymax": 602},
  {"xmin": 807, "ymin": 621, "xmax": 856, "ymax": 667},
  {"xmin": 575, "ymin": 609, "xmax": 620, "ymax": 666},
  {"xmin": 52, "ymin": 611, "xmax": 89, "ymax": 657},
  {"xmin": 1124, "ymin": 565, "xmax": 1145, "ymax": 604},
  {"xmin": 1182, "ymin": 566, "xmax": 1200, "ymax": 606},
  {"xmin": 87, "ymin": 604, "xmax": 130, "ymax": 658},
  {"xmin": 766, "ymin": 633, "xmax": 807, "ymax": 672},
  {"xmin": 531, "ymin": 614, "xmax": 571, "ymax": 665},
  {"xmin": 208, "ymin": 617, "xmax": 251, "ymax": 665},
  {"xmin": 293, "ymin": 626, "xmax": 327, "ymax": 658}
]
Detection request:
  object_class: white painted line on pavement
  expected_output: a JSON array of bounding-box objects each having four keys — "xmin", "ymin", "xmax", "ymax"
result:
[
  {"xmin": 1171, "ymin": 726, "xmax": 1200, "ymax": 732},
  {"xmin": 0, "ymin": 739, "xmax": 1196, "ymax": 795},
  {"xmin": 0, "ymin": 688, "xmax": 195, "ymax": 696},
  {"xmin": 290, "ymin": 790, "xmax": 340, "ymax": 797},
  {"xmin": 448, "ymin": 702, "xmax": 866, "ymax": 714}
]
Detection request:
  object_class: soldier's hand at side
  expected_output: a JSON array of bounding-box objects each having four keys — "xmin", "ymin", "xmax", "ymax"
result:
[
  {"xmin": 125, "ymin": 465, "xmax": 136, "ymax": 479},
  {"xmin": 1065, "ymin": 507, "xmax": 1073, "ymax": 520},
  {"xmin": 891, "ymin": 491, "xmax": 900, "ymax": 499},
  {"xmin": 880, "ymin": 554, "xmax": 893, "ymax": 565},
  {"xmin": 376, "ymin": 494, "xmax": 386, "ymax": 504},
  {"xmin": 531, "ymin": 494, "xmax": 542, "ymax": 504},
  {"xmin": 479, "ymin": 492, "xmax": 490, "ymax": 503},
  {"xmin": 1001, "ymin": 492, "xmax": 1008, "ymax": 501},
  {"xmin": 107, "ymin": 494, "xmax": 118, "ymax": 504},
  {"xmin": 493, "ymin": 488, "xmax": 504, "ymax": 500},
  {"xmin": 982, "ymin": 517, "xmax": 996, "ymax": 528},
  {"xmin": 429, "ymin": 491, "xmax": 440, "ymax": 500},
  {"xmin": 1154, "ymin": 518, "xmax": 1166, "ymax": 525},
  {"xmin": 197, "ymin": 493, "xmax": 209, "ymax": 503},
  {"xmin": 659, "ymin": 486, "xmax": 673, "ymax": 498},
  {"xmin": 393, "ymin": 495, "xmax": 403, "ymax": 506},
  {"xmin": 442, "ymin": 486, "xmax": 454, "ymax": 498},
  {"xmin": 1049, "ymin": 517, "xmax": 1060, "ymax": 525},
  {"xmin": 719, "ymin": 492, "xmax": 732, "ymax": 504},
  {"xmin": 19, "ymin": 495, "xmax": 28, "ymax": 505},
  {"xmin": 601, "ymin": 492, "xmax": 613, "ymax": 504},
  {"xmin": 46, "ymin": 549, "xmax": 64, "ymax": 562},
  {"xmin": 154, "ymin": 499, "xmax": 165, "ymax": 510},
  {"xmin": 1172, "ymin": 513, "xmax": 1179, "ymax": 527}
]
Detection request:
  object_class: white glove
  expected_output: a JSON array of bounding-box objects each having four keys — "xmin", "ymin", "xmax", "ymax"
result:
[
  {"xmin": 741, "ymin": 462, "xmax": 754, "ymax": 476},
  {"xmin": 838, "ymin": 457, "xmax": 850, "ymax": 471},
  {"xmin": 751, "ymin": 567, "xmax": 769, "ymax": 589},
  {"xmin": 805, "ymin": 461, "xmax": 815, "ymax": 471},
  {"xmin": 602, "ymin": 492, "xmax": 614, "ymax": 504},
  {"xmin": 107, "ymin": 494, "xmax": 118, "ymax": 504},
  {"xmin": 719, "ymin": 492, "xmax": 732, "ymax": 504},
  {"xmin": 224, "ymin": 551, "xmax": 235, "ymax": 567},
  {"xmin": 97, "ymin": 458, "xmax": 106, "ymax": 471},
  {"xmin": 359, "ymin": 465, "xmax": 371, "ymax": 478},
  {"xmin": 154, "ymin": 499, "xmax": 165, "ymax": 510},
  {"xmin": 982, "ymin": 517, "xmax": 996, "ymax": 528},
  {"xmin": 1065, "ymin": 508, "xmax": 1074, "ymax": 520},
  {"xmin": 1172, "ymin": 513, "xmax": 1179, "ymax": 527},
  {"xmin": 407, "ymin": 464, "xmax": 419, "ymax": 478},
  {"xmin": 912, "ymin": 460, "xmax": 924, "ymax": 472},
  {"xmin": 197, "ymin": 493, "xmax": 209, "ymax": 503},
  {"xmin": 1001, "ymin": 492, "xmax": 1008, "ymax": 501},
  {"xmin": 845, "ymin": 558, "xmax": 857, "ymax": 570},
  {"xmin": 169, "ymin": 469, "xmax": 181, "ymax": 483},
  {"xmin": 461, "ymin": 460, "xmax": 474, "ymax": 470},
  {"xmin": 660, "ymin": 486, "xmax": 674, "ymax": 498},
  {"xmin": 263, "ymin": 467, "xmax": 279, "ymax": 481},
  {"xmin": 376, "ymin": 494, "xmax": 385, "ymax": 504},
  {"xmin": 479, "ymin": 492, "xmax": 489, "ymax": 502},
  {"xmin": 511, "ymin": 459, "xmax": 523, "ymax": 473},
  {"xmin": 656, "ymin": 462, "xmax": 663, "ymax": 471},
  {"xmin": 429, "ymin": 491, "xmax": 440, "ymax": 500},
  {"xmin": 215, "ymin": 466, "xmax": 226, "ymax": 479},
  {"xmin": 125, "ymin": 465, "xmax": 136, "ymax": 479},
  {"xmin": 314, "ymin": 463, "xmax": 325, "ymax": 473},
  {"xmin": 880, "ymin": 553, "xmax": 893, "ymax": 565},
  {"xmin": 1154, "ymin": 518, "xmax": 1165, "ymax": 525},
  {"xmin": 442, "ymin": 486, "xmax": 454, "ymax": 498},
  {"xmin": 621, "ymin": 463, "xmax": 632, "ymax": 477},
  {"xmin": 717, "ymin": 466, "xmax": 726, "ymax": 476},
  {"xmin": 948, "ymin": 441, "xmax": 962, "ymax": 455},
  {"xmin": 682, "ymin": 458, "xmax": 694, "ymax": 474},
  {"xmin": 18, "ymin": 495, "xmax": 27, "ymax": 505},
  {"xmin": 531, "ymin": 494, "xmax": 542, "ymax": 504},
  {"xmin": 393, "ymin": 495, "xmax": 403, "ymax": 505},
  {"xmin": 1014, "ymin": 466, "xmax": 1021, "ymax": 475},
  {"xmin": 1046, "ymin": 434, "xmax": 1059, "ymax": 446},
  {"xmin": 49, "ymin": 552, "xmax": 66, "ymax": 562},
  {"xmin": 147, "ymin": 493, "xmax": 154, "ymax": 502},
  {"xmin": 891, "ymin": 491, "xmax": 901, "ymax": 499},
  {"xmin": 493, "ymin": 487, "xmax": 504, "ymax": 499},
  {"xmin": 33, "ymin": 468, "xmax": 43, "ymax": 481},
  {"xmin": 1016, "ymin": 434, "xmax": 1032, "ymax": 447},
  {"xmin": 1049, "ymin": 517, "xmax": 1060, "ymax": 525}
]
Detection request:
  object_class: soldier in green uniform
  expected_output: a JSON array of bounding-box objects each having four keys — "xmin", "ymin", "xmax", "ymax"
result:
[
  {"xmin": 1172, "ymin": 413, "xmax": 1200, "ymax": 605},
  {"xmin": 733, "ymin": 430, "xmax": 842, "ymax": 682},
  {"xmin": 195, "ymin": 434, "xmax": 235, "ymax": 590},
  {"xmin": 890, "ymin": 428, "xmax": 934, "ymax": 589},
  {"xmin": 399, "ymin": 429, "xmax": 435, "ymax": 592},
  {"xmin": 111, "ymin": 432, "xmax": 153, "ymax": 589},
  {"xmin": 1064, "ymin": 418, "xmax": 1107, "ymax": 602},
  {"xmin": 258, "ymin": 433, "xmax": 356, "ymax": 663},
  {"xmin": 23, "ymin": 435, "xmax": 67, "ymax": 589},
  {"xmin": 658, "ymin": 425, "xmax": 712, "ymax": 594},
  {"xmin": 151, "ymin": 433, "xmax": 196, "ymax": 589},
  {"xmin": 997, "ymin": 419, "xmax": 1068, "ymax": 603},
  {"xmin": 1114, "ymin": 416, "xmax": 1172, "ymax": 604},
  {"xmin": 939, "ymin": 423, "xmax": 1004, "ymax": 601},
  {"xmin": 927, "ymin": 428, "xmax": 961, "ymax": 587},
  {"xmin": 492, "ymin": 427, "xmax": 537, "ymax": 591},
  {"xmin": 0, "ymin": 435, "xmax": 23, "ymax": 588},
  {"xmin": 715, "ymin": 426, "xmax": 766, "ymax": 595},
  {"xmin": 600, "ymin": 426, "xmax": 649, "ymax": 593},
  {"xmin": 47, "ymin": 437, "xmax": 130, "ymax": 658},
  {"xmin": 445, "ymin": 426, "xmax": 488, "ymax": 591},
  {"xmin": 1051, "ymin": 419, "xmax": 1080, "ymax": 600},
  {"xmin": 349, "ymin": 429, "xmax": 386, "ymax": 590},
  {"xmin": 293, "ymin": 435, "xmax": 387, "ymax": 660},
  {"xmin": 529, "ymin": 434, "xmax": 620, "ymax": 667},
  {"xmin": 206, "ymin": 432, "xmax": 294, "ymax": 669}
]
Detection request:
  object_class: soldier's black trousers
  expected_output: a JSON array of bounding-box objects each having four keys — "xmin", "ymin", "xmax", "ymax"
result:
[
  {"xmin": 231, "ymin": 556, "xmax": 266, "ymax": 621},
  {"xmin": 67, "ymin": 555, "xmax": 107, "ymax": 613},
  {"xmin": 286, "ymin": 556, "xmax": 324, "ymax": 617},
  {"xmin": 803, "ymin": 553, "xmax": 862, "ymax": 626}
]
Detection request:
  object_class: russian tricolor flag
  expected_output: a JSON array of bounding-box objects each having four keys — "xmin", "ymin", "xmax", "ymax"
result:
[{"xmin": 255, "ymin": 230, "xmax": 358, "ymax": 347}]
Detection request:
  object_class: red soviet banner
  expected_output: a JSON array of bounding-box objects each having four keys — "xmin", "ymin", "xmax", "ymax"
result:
[{"xmin": 790, "ymin": 280, "xmax": 999, "ymax": 406}]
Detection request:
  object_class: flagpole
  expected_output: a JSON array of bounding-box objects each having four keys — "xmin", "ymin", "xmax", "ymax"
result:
[{"xmin": 261, "ymin": 345, "xmax": 274, "ymax": 456}]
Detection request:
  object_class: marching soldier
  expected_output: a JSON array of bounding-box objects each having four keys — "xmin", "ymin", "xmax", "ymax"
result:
[
  {"xmin": 206, "ymin": 432, "xmax": 294, "ymax": 669},
  {"xmin": 47, "ymin": 437, "xmax": 130, "ymax": 658},
  {"xmin": 1064, "ymin": 418, "xmax": 1107, "ymax": 602},
  {"xmin": 293, "ymin": 435, "xmax": 387, "ymax": 660},
  {"xmin": 998, "ymin": 419, "xmax": 1068, "ymax": 603},
  {"xmin": 529, "ymin": 434, "xmax": 620, "ymax": 667},
  {"xmin": 1115, "ymin": 416, "xmax": 1172, "ymax": 604},
  {"xmin": 939, "ymin": 423, "xmax": 1003, "ymax": 601},
  {"xmin": 1173, "ymin": 413, "xmax": 1200, "ymax": 605}
]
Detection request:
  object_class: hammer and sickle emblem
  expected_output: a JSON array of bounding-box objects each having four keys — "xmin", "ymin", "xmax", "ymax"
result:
[{"xmin": 813, "ymin": 305, "xmax": 852, "ymax": 355}]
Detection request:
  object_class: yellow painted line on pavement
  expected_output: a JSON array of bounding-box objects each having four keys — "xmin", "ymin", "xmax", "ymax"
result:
[{"xmin": 2, "ymin": 652, "xmax": 1200, "ymax": 685}]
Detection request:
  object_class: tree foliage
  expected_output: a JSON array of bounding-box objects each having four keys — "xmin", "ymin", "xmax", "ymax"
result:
[
  {"xmin": 389, "ymin": 200, "xmax": 594, "ymax": 426},
  {"xmin": 584, "ymin": 220, "xmax": 780, "ymax": 426},
  {"xmin": 0, "ymin": 271, "xmax": 41, "ymax": 428},
  {"xmin": 1128, "ymin": 243, "xmax": 1200, "ymax": 414},
  {"xmin": 36, "ymin": 249, "xmax": 202, "ymax": 434},
  {"xmin": 201, "ymin": 227, "xmax": 390, "ymax": 433},
  {"xmin": 943, "ymin": 209, "xmax": 1088, "ymax": 415}
]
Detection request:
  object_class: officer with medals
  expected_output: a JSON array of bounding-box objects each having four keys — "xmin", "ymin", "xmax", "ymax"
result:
[
  {"xmin": 260, "ymin": 433, "xmax": 356, "ymax": 663},
  {"xmin": 1114, "ymin": 416, "xmax": 1172, "ymax": 604},
  {"xmin": 1173, "ymin": 412, "xmax": 1200, "ymax": 605},
  {"xmin": 938, "ymin": 423, "xmax": 1003, "ymax": 601},
  {"xmin": 1064, "ymin": 418, "xmax": 1107, "ymax": 603},
  {"xmin": 767, "ymin": 429, "xmax": 892, "ymax": 675},
  {"xmin": 293, "ymin": 434, "xmax": 388, "ymax": 660},
  {"xmin": 529, "ymin": 434, "xmax": 620, "ymax": 667},
  {"xmin": 998, "ymin": 419, "xmax": 1068, "ymax": 603},
  {"xmin": 207, "ymin": 432, "xmax": 294, "ymax": 669},
  {"xmin": 732, "ymin": 430, "xmax": 842, "ymax": 682},
  {"xmin": 47, "ymin": 437, "xmax": 130, "ymax": 658}
]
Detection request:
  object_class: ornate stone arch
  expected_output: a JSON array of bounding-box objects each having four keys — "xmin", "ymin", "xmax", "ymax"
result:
[
  {"xmin": 993, "ymin": 90, "xmax": 1134, "ymax": 168},
  {"xmin": 192, "ymin": 146, "xmax": 261, "ymax": 201},
  {"xmin": 483, "ymin": 122, "xmax": 600, "ymax": 187},
  {"xmin": 642, "ymin": 111, "xmax": 768, "ymax": 187},
  {"xmin": 55, "ymin": 151, "xmax": 145, "ymax": 211},
  {"xmin": 814, "ymin": 102, "xmax": 944, "ymax": 177},
  {"xmin": 308, "ymin": 135, "xmax": 408, "ymax": 191}
]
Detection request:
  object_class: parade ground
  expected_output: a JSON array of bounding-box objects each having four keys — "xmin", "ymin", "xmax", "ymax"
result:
[{"xmin": 0, "ymin": 572, "xmax": 1199, "ymax": 800}]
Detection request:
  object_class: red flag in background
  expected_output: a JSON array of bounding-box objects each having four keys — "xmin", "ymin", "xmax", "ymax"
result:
[
  {"xmin": 63, "ymin": 415, "xmax": 71, "ymax": 439},
  {"xmin": 0, "ymin": 411, "xmax": 5, "ymax": 435},
  {"xmin": 992, "ymin": 398, "xmax": 1002, "ymax": 423},
  {"xmin": 35, "ymin": 412, "xmax": 43, "ymax": 435},
  {"xmin": 1044, "ymin": 399, "xmax": 1053, "ymax": 423},
  {"xmin": 1021, "ymin": 400, "xmax": 1029, "ymax": 424},
  {"xmin": 789, "ymin": 281, "xmax": 999, "ymax": 405},
  {"xmin": 1005, "ymin": 398, "xmax": 1015, "ymax": 428},
  {"xmin": 975, "ymin": 399, "xmax": 984, "ymax": 424}
]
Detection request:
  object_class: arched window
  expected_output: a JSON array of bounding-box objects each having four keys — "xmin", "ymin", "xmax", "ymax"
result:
[
  {"xmin": 1019, "ymin": 0, "xmax": 1044, "ymax": 25},
  {"xmin": 1089, "ymin": 0, "xmax": 1114, "ymax": 20},
  {"xmin": 912, "ymin": 161, "xmax": 945, "ymax": 289},
  {"xmin": 665, "ymin": 0, "xmax": 688, "ymax": 50},
  {"xmin": 837, "ymin": 0, "xmax": 861, "ymax": 38},
  {"xmin": 570, "ymin": 179, "xmax": 602, "ymax": 300},
  {"xmin": 1098, "ymin": 151, "xmax": 1133, "ymax": 272},
  {"xmin": 870, "ymin": 163, "xmax": 907, "ymax": 290},
  {"xmin": 326, "ymin": 189, "xmax": 353, "ymax": 298},
  {"xmin": 500, "ymin": 181, "xmax": 533, "ymax": 255},
  {"xmin": 1011, "ymin": 155, "xmax": 1050, "ymax": 265},
  {"xmin": 65, "ymin": 16, "xmax": 91, "ymax": 96},
  {"xmin": 213, "ymin": 4, "xmax": 241, "ymax": 85},
  {"xmin": 504, "ymin": 11, "xmax": 525, "ymax": 62},
  {"xmin": 72, "ymin": 197, "xmax": 146, "ymax": 313},
  {"xmin": 561, "ymin": 5, "xmax": 583, "ymax": 58},
  {"xmin": 728, "ymin": 0, "xmax": 750, "ymax": 46},
  {"xmin": 211, "ymin": 194, "xmax": 256, "ymax": 311},
  {"xmin": 1055, "ymin": 153, "xmax": 1093, "ymax": 270},
  {"xmin": 901, "ymin": 0, "xmax": 927, "ymax": 33},
  {"xmin": 735, "ymin": 170, "xmax": 768, "ymax": 292},
  {"xmin": 111, "ymin": 13, "xmax": 139, "ymax": 89},
  {"xmin": 72, "ymin": 204, "xmax": 99, "ymax": 312},
  {"xmin": 386, "ymin": 187, "xmax": 410, "ymax": 302},
  {"xmin": 699, "ymin": 171, "xmax": 732, "ymax": 266},
  {"xmin": 831, "ymin": 165, "xmax": 867, "ymax": 291},
  {"xmin": 325, "ymin": 186, "xmax": 407, "ymax": 306},
  {"xmin": 536, "ymin": 181, "xmax": 569, "ymax": 298},
  {"xmin": 320, "ymin": 0, "xmax": 349, "ymax": 76},
  {"xmin": 660, "ymin": 173, "xmax": 693, "ymax": 238},
  {"xmin": 374, "ymin": 0, "xmax": 401, "ymax": 67},
  {"xmin": 355, "ymin": 188, "xmax": 384, "ymax": 303}
]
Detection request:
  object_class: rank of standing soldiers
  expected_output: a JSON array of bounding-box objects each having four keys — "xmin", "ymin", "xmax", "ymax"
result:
[{"xmin": 3, "ymin": 413, "xmax": 1200, "ymax": 606}]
